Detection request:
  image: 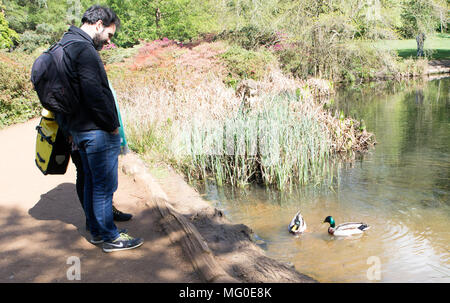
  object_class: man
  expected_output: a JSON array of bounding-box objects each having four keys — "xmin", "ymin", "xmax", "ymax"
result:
[{"xmin": 59, "ymin": 5, "xmax": 143, "ymax": 252}]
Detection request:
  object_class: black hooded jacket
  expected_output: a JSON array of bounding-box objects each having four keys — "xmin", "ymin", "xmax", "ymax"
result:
[{"xmin": 59, "ymin": 25, "xmax": 119, "ymax": 133}]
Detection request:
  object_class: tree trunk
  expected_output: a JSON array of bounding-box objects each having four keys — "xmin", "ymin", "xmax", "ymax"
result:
[
  {"xmin": 416, "ymin": 32, "xmax": 426, "ymax": 57},
  {"xmin": 155, "ymin": 7, "xmax": 161, "ymax": 29}
]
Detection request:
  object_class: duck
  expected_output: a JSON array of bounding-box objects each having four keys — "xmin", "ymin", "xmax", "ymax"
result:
[
  {"xmin": 288, "ymin": 211, "xmax": 307, "ymax": 234},
  {"xmin": 323, "ymin": 216, "xmax": 370, "ymax": 237}
]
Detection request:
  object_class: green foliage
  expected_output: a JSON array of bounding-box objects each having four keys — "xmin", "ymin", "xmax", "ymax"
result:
[
  {"xmin": 215, "ymin": 0, "xmax": 402, "ymax": 40},
  {"xmin": 214, "ymin": 0, "xmax": 284, "ymax": 33},
  {"xmin": 4, "ymin": 0, "xmax": 64, "ymax": 33},
  {"xmin": 219, "ymin": 45, "xmax": 275, "ymax": 84},
  {"xmin": 0, "ymin": 4, "xmax": 19, "ymax": 49},
  {"xmin": 17, "ymin": 23, "xmax": 57, "ymax": 53},
  {"xmin": 399, "ymin": 0, "xmax": 443, "ymax": 38},
  {"xmin": 277, "ymin": 38, "xmax": 404, "ymax": 82},
  {"xmin": 3, "ymin": 0, "xmax": 107, "ymax": 46},
  {"xmin": 106, "ymin": 0, "xmax": 218, "ymax": 47},
  {"xmin": 217, "ymin": 25, "xmax": 278, "ymax": 50},
  {"xmin": 214, "ymin": 0, "xmax": 439, "ymax": 81},
  {"xmin": 0, "ymin": 51, "xmax": 41, "ymax": 127},
  {"xmin": 4, "ymin": 0, "xmax": 448, "ymax": 52},
  {"xmin": 399, "ymin": 0, "xmax": 448, "ymax": 38}
]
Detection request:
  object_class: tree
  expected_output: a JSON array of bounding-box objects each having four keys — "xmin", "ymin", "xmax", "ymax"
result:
[
  {"xmin": 0, "ymin": 0, "xmax": 19, "ymax": 49},
  {"xmin": 106, "ymin": 0, "xmax": 217, "ymax": 46},
  {"xmin": 400, "ymin": 0, "xmax": 443, "ymax": 57}
]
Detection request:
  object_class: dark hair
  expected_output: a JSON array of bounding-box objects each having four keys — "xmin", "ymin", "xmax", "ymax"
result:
[{"xmin": 81, "ymin": 5, "xmax": 120, "ymax": 30}]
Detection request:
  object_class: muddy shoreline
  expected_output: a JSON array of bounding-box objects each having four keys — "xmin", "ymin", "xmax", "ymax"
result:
[
  {"xmin": 121, "ymin": 153, "xmax": 317, "ymax": 283},
  {"xmin": 332, "ymin": 59, "xmax": 450, "ymax": 84}
]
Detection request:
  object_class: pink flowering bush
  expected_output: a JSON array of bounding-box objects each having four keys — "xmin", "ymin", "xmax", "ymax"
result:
[
  {"xmin": 142, "ymin": 38, "xmax": 184, "ymax": 51},
  {"xmin": 102, "ymin": 43, "xmax": 117, "ymax": 51}
]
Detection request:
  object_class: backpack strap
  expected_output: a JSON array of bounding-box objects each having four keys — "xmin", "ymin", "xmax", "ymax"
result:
[
  {"xmin": 46, "ymin": 43, "xmax": 58, "ymax": 53},
  {"xmin": 46, "ymin": 39, "xmax": 89, "ymax": 53},
  {"xmin": 59, "ymin": 39, "xmax": 90, "ymax": 49}
]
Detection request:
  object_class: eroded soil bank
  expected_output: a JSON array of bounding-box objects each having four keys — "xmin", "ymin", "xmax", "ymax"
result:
[{"xmin": 121, "ymin": 153, "xmax": 317, "ymax": 283}]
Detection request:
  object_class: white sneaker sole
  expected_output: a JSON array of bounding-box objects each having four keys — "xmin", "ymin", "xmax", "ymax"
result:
[{"xmin": 102, "ymin": 241, "xmax": 144, "ymax": 253}]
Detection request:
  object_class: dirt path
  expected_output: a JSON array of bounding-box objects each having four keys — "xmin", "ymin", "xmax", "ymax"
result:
[{"xmin": 0, "ymin": 118, "xmax": 200, "ymax": 282}]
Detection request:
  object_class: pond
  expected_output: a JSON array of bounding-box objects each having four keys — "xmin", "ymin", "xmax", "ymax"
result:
[{"xmin": 196, "ymin": 77, "xmax": 450, "ymax": 282}]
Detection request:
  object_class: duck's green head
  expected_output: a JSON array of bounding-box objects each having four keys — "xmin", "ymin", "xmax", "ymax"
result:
[{"xmin": 323, "ymin": 216, "xmax": 335, "ymax": 228}]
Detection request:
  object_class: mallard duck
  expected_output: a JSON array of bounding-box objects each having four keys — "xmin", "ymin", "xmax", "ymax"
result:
[
  {"xmin": 323, "ymin": 216, "xmax": 370, "ymax": 236},
  {"xmin": 289, "ymin": 211, "xmax": 307, "ymax": 234}
]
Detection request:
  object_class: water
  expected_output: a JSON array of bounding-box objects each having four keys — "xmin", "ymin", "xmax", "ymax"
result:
[{"xmin": 196, "ymin": 77, "xmax": 450, "ymax": 282}]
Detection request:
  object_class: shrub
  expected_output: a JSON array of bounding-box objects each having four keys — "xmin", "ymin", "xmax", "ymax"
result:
[
  {"xmin": 106, "ymin": 0, "xmax": 219, "ymax": 47},
  {"xmin": 219, "ymin": 45, "xmax": 275, "ymax": 85},
  {"xmin": 217, "ymin": 25, "xmax": 279, "ymax": 50},
  {"xmin": 399, "ymin": 0, "xmax": 441, "ymax": 38},
  {"xmin": 0, "ymin": 51, "xmax": 40, "ymax": 127},
  {"xmin": 17, "ymin": 23, "xmax": 62, "ymax": 53},
  {"xmin": 0, "ymin": 9, "xmax": 19, "ymax": 49}
]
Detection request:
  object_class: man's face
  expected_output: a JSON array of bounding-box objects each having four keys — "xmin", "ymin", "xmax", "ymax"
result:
[{"xmin": 93, "ymin": 21, "xmax": 116, "ymax": 51}]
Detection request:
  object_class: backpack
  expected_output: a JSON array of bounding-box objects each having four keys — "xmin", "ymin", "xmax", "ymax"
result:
[
  {"xmin": 35, "ymin": 109, "xmax": 72, "ymax": 175},
  {"xmin": 31, "ymin": 39, "xmax": 86, "ymax": 115}
]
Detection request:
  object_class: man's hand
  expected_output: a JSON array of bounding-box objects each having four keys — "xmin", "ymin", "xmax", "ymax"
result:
[{"xmin": 110, "ymin": 128, "xmax": 119, "ymax": 135}]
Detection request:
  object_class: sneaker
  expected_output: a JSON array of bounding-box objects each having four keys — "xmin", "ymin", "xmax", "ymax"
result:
[
  {"xmin": 113, "ymin": 205, "xmax": 133, "ymax": 222},
  {"xmin": 102, "ymin": 233, "xmax": 143, "ymax": 253},
  {"xmin": 90, "ymin": 229, "xmax": 128, "ymax": 245}
]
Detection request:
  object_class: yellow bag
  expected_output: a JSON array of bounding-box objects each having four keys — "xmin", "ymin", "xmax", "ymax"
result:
[{"xmin": 35, "ymin": 109, "xmax": 71, "ymax": 175}]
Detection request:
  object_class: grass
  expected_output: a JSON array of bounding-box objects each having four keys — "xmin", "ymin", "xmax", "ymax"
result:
[{"xmin": 373, "ymin": 34, "xmax": 450, "ymax": 60}]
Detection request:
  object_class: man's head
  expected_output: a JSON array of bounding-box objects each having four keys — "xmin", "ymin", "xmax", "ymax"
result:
[{"xmin": 81, "ymin": 5, "xmax": 120, "ymax": 50}]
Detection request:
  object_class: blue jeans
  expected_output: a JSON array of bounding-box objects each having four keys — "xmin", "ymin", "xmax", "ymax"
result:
[{"xmin": 71, "ymin": 130, "xmax": 121, "ymax": 242}]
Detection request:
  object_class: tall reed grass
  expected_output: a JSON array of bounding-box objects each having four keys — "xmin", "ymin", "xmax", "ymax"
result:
[{"xmin": 171, "ymin": 92, "xmax": 334, "ymax": 190}]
